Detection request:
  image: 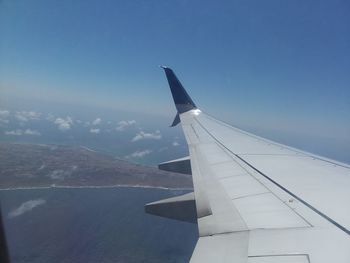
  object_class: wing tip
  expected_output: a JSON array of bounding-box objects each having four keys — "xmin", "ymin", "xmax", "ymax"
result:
[{"xmin": 161, "ymin": 66, "xmax": 197, "ymax": 114}]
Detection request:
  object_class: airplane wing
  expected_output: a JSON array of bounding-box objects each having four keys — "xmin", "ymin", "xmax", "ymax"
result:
[
  {"xmin": 0, "ymin": 207, "xmax": 10, "ymax": 263},
  {"xmin": 146, "ymin": 67, "xmax": 350, "ymax": 263}
]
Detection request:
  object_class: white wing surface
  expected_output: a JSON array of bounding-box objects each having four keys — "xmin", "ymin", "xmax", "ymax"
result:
[{"xmin": 149, "ymin": 67, "xmax": 350, "ymax": 263}]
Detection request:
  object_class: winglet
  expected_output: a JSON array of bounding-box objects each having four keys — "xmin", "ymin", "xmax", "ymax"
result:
[
  {"xmin": 170, "ymin": 112, "xmax": 180, "ymax": 127},
  {"xmin": 161, "ymin": 66, "xmax": 197, "ymax": 114}
]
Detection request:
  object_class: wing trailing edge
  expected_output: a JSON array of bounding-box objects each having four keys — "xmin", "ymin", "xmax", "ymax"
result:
[
  {"xmin": 158, "ymin": 156, "xmax": 192, "ymax": 175},
  {"xmin": 145, "ymin": 192, "xmax": 197, "ymax": 223}
]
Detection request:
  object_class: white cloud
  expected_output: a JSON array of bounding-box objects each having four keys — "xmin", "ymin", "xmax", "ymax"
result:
[
  {"xmin": 54, "ymin": 116, "xmax": 73, "ymax": 131},
  {"xmin": 172, "ymin": 141, "xmax": 180, "ymax": 146},
  {"xmin": 15, "ymin": 111, "xmax": 41, "ymax": 122},
  {"xmin": 128, "ymin": 150, "xmax": 152, "ymax": 158},
  {"xmin": 92, "ymin": 118, "xmax": 102, "ymax": 125},
  {"xmin": 8, "ymin": 199, "xmax": 46, "ymax": 218},
  {"xmin": 24, "ymin": 129, "xmax": 41, "ymax": 136},
  {"xmin": 131, "ymin": 130, "xmax": 161, "ymax": 142},
  {"xmin": 5, "ymin": 129, "xmax": 41, "ymax": 136},
  {"xmin": 90, "ymin": 128, "xmax": 100, "ymax": 134},
  {"xmin": 5, "ymin": 129, "xmax": 23, "ymax": 136},
  {"xmin": 0, "ymin": 110, "xmax": 10, "ymax": 124},
  {"xmin": 116, "ymin": 120, "xmax": 136, "ymax": 131}
]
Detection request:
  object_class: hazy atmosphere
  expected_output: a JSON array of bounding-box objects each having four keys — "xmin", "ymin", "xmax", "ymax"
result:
[
  {"xmin": 1, "ymin": 0, "xmax": 350, "ymax": 164},
  {"xmin": 1, "ymin": 1, "xmax": 350, "ymax": 262}
]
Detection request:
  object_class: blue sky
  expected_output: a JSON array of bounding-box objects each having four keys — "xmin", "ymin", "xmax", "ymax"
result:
[{"xmin": 1, "ymin": 0, "xmax": 349, "ymax": 162}]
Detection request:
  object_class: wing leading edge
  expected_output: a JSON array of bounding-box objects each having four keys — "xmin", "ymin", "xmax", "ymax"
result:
[{"xmin": 146, "ymin": 67, "xmax": 350, "ymax": 263}]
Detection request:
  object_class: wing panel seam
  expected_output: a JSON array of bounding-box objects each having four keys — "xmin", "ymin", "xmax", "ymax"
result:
[
  {"xmin": 204, "ymin": 113, "xmax": 350, "ymax": 169},
  {"xmin": 194, "ymin": 117, "xmax": 350, "ymax": 236}
]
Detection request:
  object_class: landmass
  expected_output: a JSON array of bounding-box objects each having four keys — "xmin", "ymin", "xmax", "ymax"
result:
[{"xmin": 0, "ymin": 143, "xmax": 193, "ymax": 189}]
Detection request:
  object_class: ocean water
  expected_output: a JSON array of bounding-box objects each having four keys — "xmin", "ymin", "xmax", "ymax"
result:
[{"xmin": 0, "ymin": 187, "xmax": 198, "ymax": 263}]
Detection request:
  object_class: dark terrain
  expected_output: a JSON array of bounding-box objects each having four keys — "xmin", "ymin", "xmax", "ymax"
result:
[{"xmin": 0, "ymin": 143, "xmax": 193, "ymax": 189}]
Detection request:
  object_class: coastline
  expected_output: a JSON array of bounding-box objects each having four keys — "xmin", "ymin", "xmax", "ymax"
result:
[{"xmin": 0, "ymin": 184, "xmax": 193, "ymax": 191}]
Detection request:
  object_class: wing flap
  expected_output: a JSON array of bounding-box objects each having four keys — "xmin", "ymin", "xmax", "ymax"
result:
[
  {"xmin": 248, "ymin": 255, "xmax": 309, "ymax": 263},
  {"xmin": 145, "ymin": 192, "xmax": 197, "ymax": 223},
  {"xmin": 158, "ymin": 156, "xmax": 191, "ymax": 175}
]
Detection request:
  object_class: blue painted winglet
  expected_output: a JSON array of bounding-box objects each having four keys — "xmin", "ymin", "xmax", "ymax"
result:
[
  {"xmin": 161, "ymin": 66, "xmax": 196, "ymax": 114},
  {"xmin": 161, "ymin": 66, "xmax": 196, "ymax": 127}
]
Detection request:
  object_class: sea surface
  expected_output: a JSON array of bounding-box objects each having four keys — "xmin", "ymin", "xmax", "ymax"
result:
[{"xmin": 0, "ymin": 187, "xmax": 198, "ymax": 263}]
